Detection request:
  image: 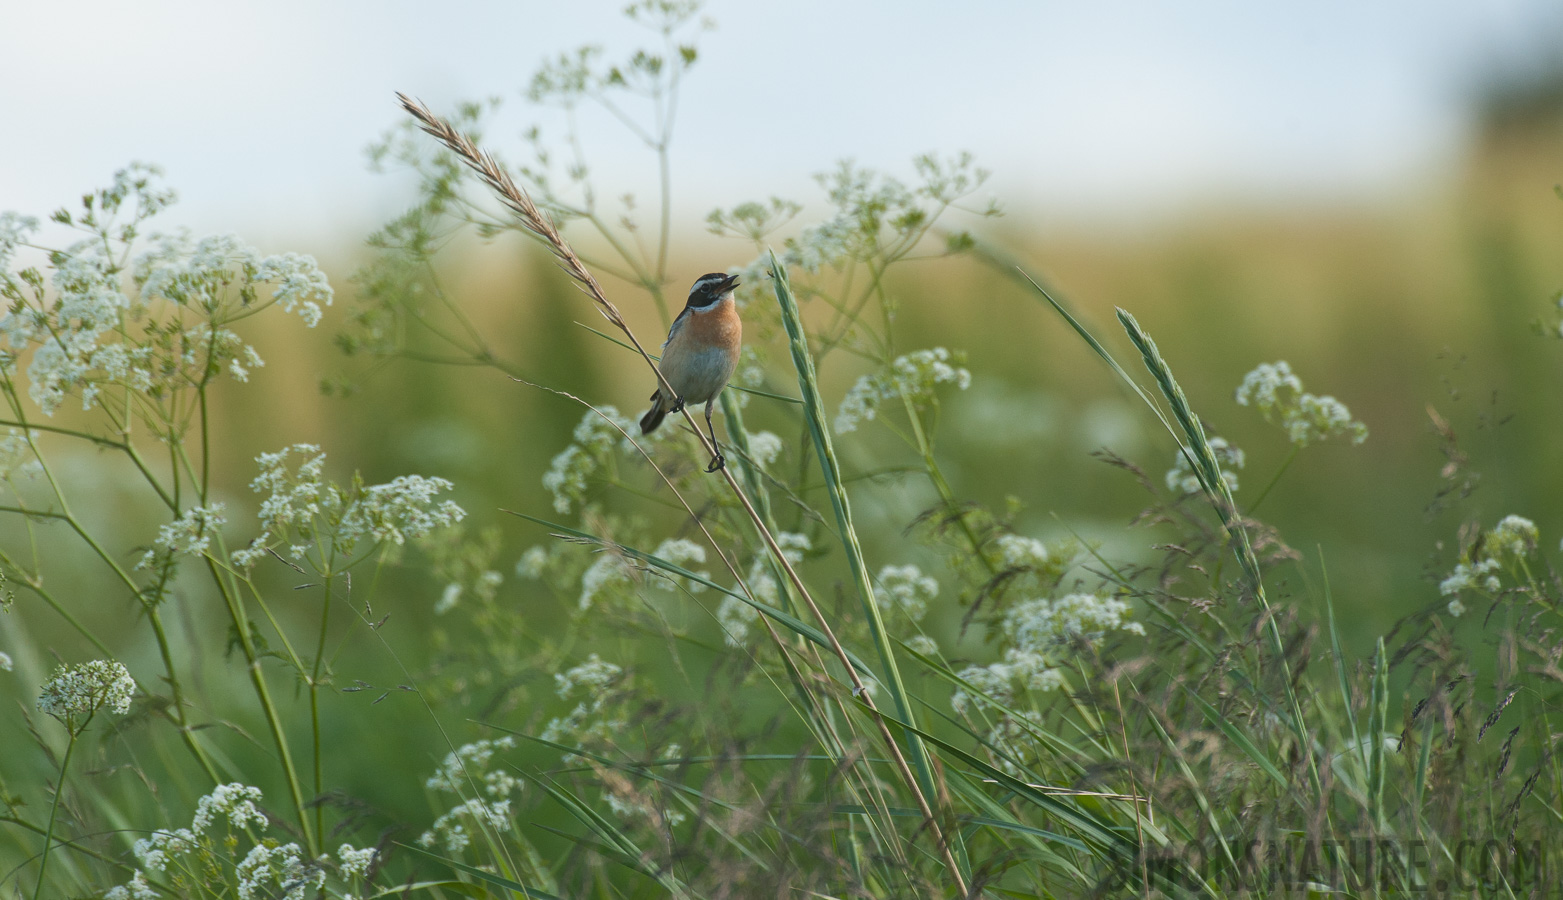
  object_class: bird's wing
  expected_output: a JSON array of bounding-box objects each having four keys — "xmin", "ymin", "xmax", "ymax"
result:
[{"xmin": 661, "ymin": 307, "xmax": 691, "ymax": 351}]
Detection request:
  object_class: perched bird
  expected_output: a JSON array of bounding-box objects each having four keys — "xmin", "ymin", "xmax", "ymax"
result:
[{"xmin": 639, "ymin": 272, "xmax": 742, "ymax": 472}]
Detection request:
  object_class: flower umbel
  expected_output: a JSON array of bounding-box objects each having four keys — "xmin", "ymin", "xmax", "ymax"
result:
[
  {"xmin": 1235, "ymin": 361, "xmax": 1367, "ymax": 446},
  {"xmin": 37, "ymin": 659, "xmax": 135, "ymax": 728}
]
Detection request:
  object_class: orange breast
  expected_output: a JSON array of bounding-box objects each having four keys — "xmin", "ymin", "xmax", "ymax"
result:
[{"xmin": 683, "ymin": 295, "xmax": 741, "ymax": 350}]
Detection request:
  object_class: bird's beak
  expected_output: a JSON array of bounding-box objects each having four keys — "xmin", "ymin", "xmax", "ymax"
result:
[{"xmin": 720, "ymin": 274, "xmax": 741, "ymax": 293}]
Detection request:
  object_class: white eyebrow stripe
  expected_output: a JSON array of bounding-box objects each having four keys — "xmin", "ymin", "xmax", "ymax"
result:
[{"xmin": 691, "ymin": 274, "xmax": 729, "ymax": 291}]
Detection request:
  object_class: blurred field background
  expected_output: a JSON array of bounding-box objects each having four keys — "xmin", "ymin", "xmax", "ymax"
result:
[{"xmin": 4, "ymin": 1, "xmax": 1563, "ymax": 892}]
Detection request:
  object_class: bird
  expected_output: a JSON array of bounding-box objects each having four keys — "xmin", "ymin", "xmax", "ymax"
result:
[{"xmin": 639, "ymin": 272, "xmax": 742, "ymax": 472}]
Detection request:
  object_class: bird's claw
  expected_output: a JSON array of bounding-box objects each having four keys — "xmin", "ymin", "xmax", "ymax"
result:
[
  {"xmin": 670, "ymin": 397, "xmax": 686, "ymax": 414},
  {"xmin": 705, "ymin": 453, "xmax": 726, "ymax": 473}
]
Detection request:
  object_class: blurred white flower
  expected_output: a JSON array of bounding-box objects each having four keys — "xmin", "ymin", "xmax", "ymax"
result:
[
  {"xmin": 1235, "ymin": 360, "xmax": 1367, "ymax": 446},
  {"xmin": 747, "ymin": 430, "xmax": 783, "ymax": 467},
  {"xmin": 877, "ymin": 564, "xmax": 938, "ymax": 622},
  {"xmin": 1165, "ymin": 436, "xmax": 1244, "ymax": 495},
  {"xmin": 836, "ymin": 347, "xmax": 971, "ymax": 433}
]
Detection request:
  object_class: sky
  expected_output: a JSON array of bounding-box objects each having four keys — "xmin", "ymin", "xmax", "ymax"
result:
[{"xmin": 2, "ymin": 0, "xmax": 1559, "ymax": 251}]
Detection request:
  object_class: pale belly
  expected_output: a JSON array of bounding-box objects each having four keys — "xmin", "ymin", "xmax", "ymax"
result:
[{"xmin": 663, "ymin": 346, "xmax": 738, "ymax": 405}]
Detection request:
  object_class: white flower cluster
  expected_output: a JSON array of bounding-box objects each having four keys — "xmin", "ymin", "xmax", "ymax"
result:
[
  {"xmin": 543, "ymin": 406, "xmax": 645, "ymax": 514},
  {"xmin": 138, "ymin": 233, "xmax": 333, "ymax": 328},
  {"xmin": 539, "ymin": 654, "xmax": 627, "ymax": 757},
  {"xmin": 109, "ymin": 783, "xmax": 274, "ymax": 898},
  {"xmin": 417, "ymin": 797, "xmax": 514, "ymax": 854},
  {"xmin": 230, "ymin": 444, "xmax": 466, "ymax": 567},
  {"xmin": 191, "ymin": 782, "xmax": 268, "ymax": 832},
  {"xmin": 1165, "ymin": 436, "xmax": 1245, "ymax": 495},
  {"xmin": 0, "ymin": 429, "xmax": 40, "ymax": 483},
  {"xmin": 425, "ymin": 737, "xmax": 518, "ymax": 794},
  {"xmin": 835, "ymin": 348, "xmax": 972, "ymax": 433},
  {"xmin": 718, "ymin": 532, "xmax": 810, "ymax": 647},
  {"xmin": 337, "ymin": 844, "xmax": 377, "ymax": 880},
  {"xmin": 1235, "ymin": 361, "xmax": 1367, "ymax": 446},
  {"xmin": 1003, "ymin": 592, "xmax": 1145, "ymax": 649},
  {"xmin": 952, "ymin": 593, "xmax": 1142, "ymax": 748},
  {"xmin": 952, "ymin": 650, "xmax": 1065, "ymax": 717},
  {"xmin": 0, "ymin": 651, "xmax": 12, "ymax": 672},
  {"xmin": 1, "ymin": 214, "xmax": 331, "ymax": 418},
  {"xmin": 420, "ymin": 737, "xmax": 521, "ymax": 853},
  {"xmin": 37, "ymin": 659, "xmax": 135, "ymax": 724},
  {"xmin": 236, "ymin": 841, "xmax": 323, "ymax": 900},
  {"xmin": 1439, "ymin": 515, "xmax": 1540, "ymax": 617},
  {"xmin": 578, "ymin": 538, "xmax": 708, "ymax": 611},
  {"xmin": 435, "ymin": 569, "xmax": 502, "ymax": 615},
  {"xmin": 877, "ymin": 564, "xmax": 938, "ymax": 623},
  {"xmin": 994, "ymin": 534, "xmax": 1049, "ymax": 571},
  {"xmin": 746, "ymin": 430, "xmax": 783, "ymax": 468},
  {"xmin": 515, "ymin": 545, "xmax": 551, "ymax": 579},
  {"xmin": 139, "ymin": 503, "xmax": 227, "ymax": 568},
  {"xmin": 103, "ymin": 871, "xmax": 157, "ymax": 900},
  {"xmin": 0, "ymin": 211, "xmax": 38, "ymax": 270},
  {"xmin": 649, "ymin": 538, "xmax": 709, "ymax": 592},
  {"xmin": 579, "ymin": 552, "xmax": 632, "ymax": 611},
  {"xmin": 1487, "ymin": 515, "xmax": 1539, "ymax": 559}
]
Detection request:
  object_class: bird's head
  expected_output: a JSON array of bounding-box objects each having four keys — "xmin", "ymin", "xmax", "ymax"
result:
[{"xmin": 686, "ymin": 272, "xmax": 740, "ymax": 309}]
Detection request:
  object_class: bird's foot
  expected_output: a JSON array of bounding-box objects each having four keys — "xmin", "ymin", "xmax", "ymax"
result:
[
  {"xmin": 670, "ymin": 396, "xmax": 686, "ymax": 414},
  {"xmin": 705, "ymin": 452, "xmax": 726, "ymax": 473}
]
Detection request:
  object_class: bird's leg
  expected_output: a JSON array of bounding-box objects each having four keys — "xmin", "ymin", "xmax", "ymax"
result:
[
  {"xmin": 703, "ymin": 399, "xmax": 725, "ymax": 473},
  {"xmin": 669, "ymin": 394, "xmax": 686, "ymax": 414}
]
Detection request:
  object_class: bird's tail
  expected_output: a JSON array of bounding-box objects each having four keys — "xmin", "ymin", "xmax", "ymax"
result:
[{"xmin": 639, "ymin": 389, "xmax": 669, "ymax": 435}]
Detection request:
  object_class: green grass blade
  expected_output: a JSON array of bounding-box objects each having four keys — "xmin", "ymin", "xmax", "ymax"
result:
[
  {"xmin": 1368, "ymin": 636, "xmax": 1389, "ymax": 828},
  {"xmin": 1185, "ymin": 689, "xmax": 1289, "ymax": 791},
  {"xmin": 395, "ymin": 842, "xmax": 563, "ymax": 899},
  {"xmin": 767, "ymin": 255, "xmax": 946, "ymax": 816}
]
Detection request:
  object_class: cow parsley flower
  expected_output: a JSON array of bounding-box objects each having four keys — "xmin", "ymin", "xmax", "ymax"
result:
[
  {"xmin": 718, "ymin": 534, "xmax": 810, "ymax": 647},
  {"xmin": 539, "ymin": 654, "xmax": 627, "ymax": 755},
  {"xmin": 1165, "ymin": 436, "xmax": 1244, "ymax": 495},
  {"xmin": 191, "ymin": 783, "xmax": 268, "ymax": 832},
  {"xmin": 0, "ymin": 651, "xmax": 11, "ymax": 672},
  {"xmin": 1235, "ymin": 361, "xmax": 1367, "ymax": 446},
  {"xmin": 747, "ymin": 430, "xmax": 783, "ymax": 467},
  {"xmin": 236, "ymin": 842, "xmax": 322, "ymax": 900},
  {"xmin": 103, "ymin": 870, "xmax": 157, "ymax": 900},
  {"xmin": 1487, "ymin": 515, "xmax": 1539, "ymax": 560},
  {"xmin": 1004, "ymin": 593, "xmax": 1144, "ymax": 651},
  {"xmin": 37, "ymin": 659, "xmax": 135, "ymax": 726},
  {"xmin": 337, "ymin": 844, "xmax": 376, "ymax": 879},
  {"xmin": 426, "ymin": 737, "xmax": 517, "ymax": 793},
  {"xmin": 1437, "ymin": 515, "xmax": 1541, "ymax": 610},
  {"xmin": 255, "ymin": 252, "xmax": 333, "ymax": 327},
  {"xmin": 650, "ymin": 538, "xmax": 708, "ymax": 592},
  {"xmin": 994, "ymin": 534, "xmax": 1049, "ymax": 570},
  {"xmin": 0, "ymin": 211, "xmax": 38, "ymax": 270},
  {"xmin": 515, "ymin": 545, "xmax": 550, "ymax": 579},
  {"xmin": 836, "ymin": 348, "xmax": 971, "ymax": 433},
  {"xmin": 877, "ymin": 564, "xmax": 938, "ymax": 623},
  {"xmin": 231, "ymin": 444, "xmax": 465, "ymax": 567},
  {"xmin": 417, "ymin": 798, "xmax": 513, "ymax": 854},
  {"xmin": 578, "ymin": 552, "xmax": 632, "ymax": 611},
  {"xmin": 140, "ymin": 503, "xmax": 227, "ymax": 568},
  {"xmin": 542, "ymin": 406, "xmax": 642, "ymax": 514}
]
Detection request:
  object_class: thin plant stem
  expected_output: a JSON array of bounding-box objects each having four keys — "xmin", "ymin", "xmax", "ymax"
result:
[
  {"xmin": 32, "ymin": 723, "xmax": 81, "ymax": 900},
  {"xmin": 1245, "ymin": 443, "xmax": 1300, "ymax": 516}
]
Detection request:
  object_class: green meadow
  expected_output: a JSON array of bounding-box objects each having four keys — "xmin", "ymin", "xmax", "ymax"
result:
[{"xmin": 4, "ymin": 5, "xmax": 1563, "ymax": 897}]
